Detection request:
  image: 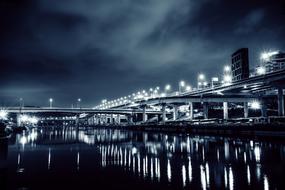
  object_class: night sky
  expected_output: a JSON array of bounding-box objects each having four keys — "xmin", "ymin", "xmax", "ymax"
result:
[{"xmin": 0, "ymin": 0, "xmax": 284, "ymax": 107}]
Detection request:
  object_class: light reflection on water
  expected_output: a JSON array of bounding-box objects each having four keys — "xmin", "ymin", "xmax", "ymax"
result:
[{"xmin": 0, "ymin": 127, "xmax": 285, "ymax": 190}]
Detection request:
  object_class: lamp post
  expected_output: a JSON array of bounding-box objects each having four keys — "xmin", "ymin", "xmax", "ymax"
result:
[
  {"xmin": 223, "ymin": 65, "xmax": 232, "ymax": 85},
  {"xmin": 77, "ymin": 98, "xmax": 81, "ymax": 109},
  {"xmin": 165, "ymin": 84, "xmax": 171, "ymax": 95},
  {"xmin": 49, "ymin": 98, "xmax": 53, "ymax": 108},
  {"xmin": 179, "ymin": 81, "xmax": 185, "ymax": 94},
  {"xmin": 198, "ymin": 74, "xmax": 205, "ymax": 89}
]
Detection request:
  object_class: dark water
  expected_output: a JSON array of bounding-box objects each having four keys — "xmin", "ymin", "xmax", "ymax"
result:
[{"xmin": 0, "ymin": 127, "xmax": 285, "ymax": 190}]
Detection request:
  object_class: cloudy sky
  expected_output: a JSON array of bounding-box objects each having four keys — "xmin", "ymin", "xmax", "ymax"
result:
[{"xmin": 0, "ymin": 0, "xmax": 284, "ymax": 107}]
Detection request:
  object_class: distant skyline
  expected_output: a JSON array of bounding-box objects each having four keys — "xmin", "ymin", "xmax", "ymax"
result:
[{"xmin": 1, "ymin": 0, "xmax": 285, "ymax": 107}]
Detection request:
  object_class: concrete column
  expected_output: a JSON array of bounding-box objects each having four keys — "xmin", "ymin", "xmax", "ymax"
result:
[
  {"xmin": 110, "ymin": 114, "xmax": 114, "ymax": 124},
  {"xmin": 203, "ymin": 102, "xmax": 208, "ymax": 119},
  {"xmin": 172, "ymin": 105, "xmax": 179, "ymax": 121},
  {"xmin": 189, "ymin": 102, "xmax": 194, "ymax": 120},
  {"xmin": 117, "ymin": 114, "xmax": 121, "ymax": 125},
  {"xmin": 162, "ymin": 104, "xmax": 167, "ymax": 122},
  {"xmin": 142, "ymin": 106, "xmax": 148, "ymax": 122},
  {"xmin": 75, "ymin": 114, "xmax": 79, "ymax": 126},
  {"xmin": 127, "ymin": 115, "xmax": 133, "ymax": 124},
  {"xmin": 278, "ymin": 88, "xmax": 284, "ymax": 116},
  {"xmin": 244, "ymin": 102, "xmax": 249, "ymax": 118},
  {"xmin": 261, "ymin": 99, "xmax": 268, "ymax": 118},
  {"xmin": 16, "ymin": 113, "xmax": 21, "ymax": 127},
  {"xmin": 223, "ymin": 102, "xmax": 229, "ymax": 120}
]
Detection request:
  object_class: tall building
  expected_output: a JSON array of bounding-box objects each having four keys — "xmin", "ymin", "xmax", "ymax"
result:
[
  {"xmin": 231, "ymin": 48, "xmax": 249, "ymax": 82},
  {"xmin": 264, "ymin": 51, "xmax": 285, "ymax": 73}
]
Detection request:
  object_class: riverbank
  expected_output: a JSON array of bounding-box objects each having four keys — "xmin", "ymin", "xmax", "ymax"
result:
[{"xmin": 88, "ymin": 122, "xmax": 285, "ymax": 138}]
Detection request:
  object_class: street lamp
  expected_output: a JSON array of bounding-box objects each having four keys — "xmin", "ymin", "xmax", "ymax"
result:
[
  {"xmin": 165, "ymin": 84, "xmax": 171, "ymax": 93},
  {"xmin": 179, "ymin": 81, "xmax": 185, "ymax": 93},
  {"xmin": 198, "ymin": 74, "xmax": 205, "ymax": 89},
  {"xmin": 49, "ymin": 98, "xmax": 53, "ymax": 108},
  {"xmin": 77, "ymin": 98, "xmax": 81, "ymax": 108},
  {"xmin": 186, "ymin": 85, "xmax": 192, "ymax": 92},
  {"xmin": 256, "ymin": 66, "xmax": 266, "ymax": 75}
]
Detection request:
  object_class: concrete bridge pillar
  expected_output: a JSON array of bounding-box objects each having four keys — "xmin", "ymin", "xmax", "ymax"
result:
[
  {"xmin": 16, "ymin": 113, "xmax": 21, "ymax": 127},
  {"xmin": 172, "ymin": 105, "xmax": 179, "ymax": 121},
  {"xmin": 162, "ymin": 104, "xmax": 167, "ymax": 122},
  {"xmin": 244, "ymin": 102, "xmax": 249, "ymax": 118},
  {"xmin": 189, "ymin": 102, "xmax": 194, "ymax": 120},
  {"xmin": 75, "ymin": 114, "xmax": 79, "ymax": 126},
  {"xmin": 203, "ymin": 102, "xmax": 209, "ymax": 119},
  {"xmin": 127, "ymin": 114, "xmax": 133, "ymax": 124},
  {"xmin": 117, "ymin": 114, "xmax": 121, "ymax": 125},
  {"xmin": 110, "ymin": 114, "xmax": 114, "ymax": 125},
  {"xmin": 142, "ymin": 106, "xmax": 148, "ymax": 122},
  {"xmin": 261, "ymin": 99, "xmax": 268, "ymax": 118},
  {"xmin": 278, "ymin": 88, "xmax": 284, "ymax": 116},
  {"xmin": 223, "ymin": 102, "xmax": 229, "ymax": 120}
]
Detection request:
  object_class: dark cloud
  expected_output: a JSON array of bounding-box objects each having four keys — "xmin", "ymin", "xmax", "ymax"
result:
[{"xmin": 0, "ymin": 0, "xmax": 284, "ymax": 107}]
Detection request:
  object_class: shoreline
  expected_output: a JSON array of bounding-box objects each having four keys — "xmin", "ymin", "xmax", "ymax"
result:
[{"xmin": 81, "ymin": 123, "xmax": 285, "ymax": 139}]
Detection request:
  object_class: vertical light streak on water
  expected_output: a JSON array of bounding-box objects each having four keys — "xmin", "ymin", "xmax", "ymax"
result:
[
  {"xmin": 17, "ymin": 153, "xmax": 21, "ymax": 166},
  {"xmin": 150, "ymin": 157, "xmax": 154, "ymax": 180},
  {"xmin": 224, "ymin": 167, "xmax": 228, "ymax": 189},
  {"xmin": 188, "ymin": 157, "xmax": 192, "ymax": 183},
  {"xmin": 138, "ymin": 154, "xmax": 141, "ymax": 177},
  {"xmin": 48, "ymin": 148, "xmax": 51, "ymax": 170},
  {"xmin": 206, "ymin": 162, "xmax": 210, "ymax": 188},
  {"xmin": 182, "ymin": 165, "xmax": 187, "ymax": 187},
  {"xmin": 247, "ymin": 165, "xmax": 251, "ymax": 185},
  {"xmin": 200, "ymin": 165, "xmax": 206, "ymax": 190},
  {"xmin": 254, "ymin": 146, "xmax": 261, "ymax": 163},
  {"xmin": 217, "ymin": 149, "xmax": 220, "ymax": 161},
  {"xmin": 167, "ymin": 159, "xmax": 172, "ymax": 183},
  {"xmin": 133, "ymin": 156, "xmax": 135, "ymax": 173},
  {"xmin": 264, "ymin": 175, "xmax": 269, "ymax": 190},
  {"xmin": 77, "ymin": 151, "xmax": 80, "ymax": 171},
  {"xmin": 229, "ymin": 167, "xmax": 234, "ymax": 190},
  {"xmin": 225, "ymin": 141, "xmax": 229, "ymax": 160}
]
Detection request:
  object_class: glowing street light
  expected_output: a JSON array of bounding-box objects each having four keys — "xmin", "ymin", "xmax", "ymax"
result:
[
  {"xmin": 0, "ymin": 110, "xmax": 8, "ymax": 120},
  {"xmin": 49, "ymin": 98, "xmax": 53, "ymax": 108},
  {"xmin": 179, "ymin": 81, "xmax": 185, "ymax": 93},
  {"xmin": 260, "ymin": 51, "xmax": 278, "ymax": 62},
  {"xmin": 250, "ymin": 101, "xmax": 261, "ymax": 109},
  {"xmin": 223, "ymin": 75, "xmax": 232, "ymax": 84},
  {"xmin": 77, "ymin": 98, "xmax": 81, "ymax": 108},
  {"xmin": 165, "ymin": 84, "xmax": 171, "ymax": 91},
  {"xmin": 224, "ymin": 65, "xmax": 231, "ymax": 72},
  {"xmin": 186, "ymin": 85, "xmax": 192, "ymax": 92},
  {"xmin": 198, "ymin": 74, "xmax": 206, "ymax": 89},
  {"xmin": 198, "ymin": 74, "xmax": 205, "ymax": 80},
  {"xmin": 256, "ymin": 66, "xmax": 266, "ymax": 75}
]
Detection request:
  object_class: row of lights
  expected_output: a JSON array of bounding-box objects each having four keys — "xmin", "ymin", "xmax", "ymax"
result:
[{"xmin": 96, "ymin": 65, "xmax": 234, "ymax": 109}]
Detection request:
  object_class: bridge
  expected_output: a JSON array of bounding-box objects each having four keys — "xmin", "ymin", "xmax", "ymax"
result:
[{"xmin": 4, "ymin": 68, "xmax": 285, "ymax": 126}]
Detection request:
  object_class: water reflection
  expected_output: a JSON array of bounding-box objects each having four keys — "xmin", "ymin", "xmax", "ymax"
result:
[{"xmin": 0, "ymin": 127, "xmax": 284, "ymax": 190}]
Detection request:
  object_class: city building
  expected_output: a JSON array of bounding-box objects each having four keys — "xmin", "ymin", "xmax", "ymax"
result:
[
  {"xmin": 264, "ymin": 51, "xmax": 285, "ymax": 73},
  {"xmin": 231, "ymin": 48, "xmax": 249, "ymax": 82}
]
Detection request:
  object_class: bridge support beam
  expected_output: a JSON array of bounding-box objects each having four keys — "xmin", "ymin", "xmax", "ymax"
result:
[
  {"xmin": 203, "ymin": 102, "xmax": 208, "ymax": 119},
  {"xmin": 75, "ymin": 114, "xmax": 79, "ymax": 126},
  {"xmin": 261, "ymin": 99, "xmax": 268, "ymax": 118},
  {"xmin": 223, "ymin": 102, "xmax": 229, "ymax": 120},
  {"xmin": 116, "ymin": 115, "xmax": 121, "ymax": 125},
  {"xmin": 142, "ymin": 106, "xmax": 148, "ymax": 123},
  {"xmin": 244, "ymin": 102, "xmax": 249, "ymax": 118},
  {"xmin": 172, "ymin": 105, "xmax": 179, "ymax": 121},
  {"xmin": 110, "ymin": 114, "xmax": 114, "ymax": 125},
  {"xmin": 16, "ymin": 113, "xmax": 21, "ymax": 127},
  {"xmin": 278, "ymin": 88, "xmax": 284, "ymax": 116},
  {"xmin": 162, "ymin": 104, "xmax": 167, "ymax": 123},
  {"xmin": 189, "ymin": 102, "xmax": 194, "ymax": 120}
]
